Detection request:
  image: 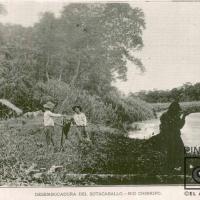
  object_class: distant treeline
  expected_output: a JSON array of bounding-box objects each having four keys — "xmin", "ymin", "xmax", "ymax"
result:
[{"xmin": 133, "ymin": 82, "xmax": 200, "ymax": 103}]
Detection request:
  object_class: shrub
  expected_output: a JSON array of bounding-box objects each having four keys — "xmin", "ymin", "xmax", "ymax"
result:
[
  {"xmin": 33, "ymin": 79, "xmax": 154, "ymax": 127},
  {"xmin": 103, "ymin": 91, "xmax": 154, "ymax": 127}
]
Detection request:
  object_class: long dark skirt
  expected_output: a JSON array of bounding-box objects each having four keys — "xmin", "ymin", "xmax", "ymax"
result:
[
  {"xmin": 165, "ymin": 132, "xmax": 184, "ymax": 169},
  {"xmin": 146, "ymin": 131, "xmax": 184, "ymax": 169}
]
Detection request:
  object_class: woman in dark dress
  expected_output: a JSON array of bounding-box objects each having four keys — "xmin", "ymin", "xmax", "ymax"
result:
[{"xmin": 159, "ymin": 101, "xmax": 189, "ymax": 170}]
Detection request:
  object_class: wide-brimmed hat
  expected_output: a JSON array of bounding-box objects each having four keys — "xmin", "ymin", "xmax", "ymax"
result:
[
  {"xmin": 72, "ymin": 105, "xmax": 82, "ymax": 112},
  {"xmin": 43, "ymin": 101, "xmax": 55, "ymax": 109}
]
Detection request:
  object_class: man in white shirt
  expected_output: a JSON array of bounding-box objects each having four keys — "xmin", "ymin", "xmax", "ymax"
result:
[
  {"xmin": 72, "ymin": 105, "xmax": 91, "ymax": 142},
  {"xmin": 43, "ymin": 102, "xmax": 63, "ymax": 150},
  {"xmin": 73, "ymin": 111, "xmax": 87, "ymax": 127}
]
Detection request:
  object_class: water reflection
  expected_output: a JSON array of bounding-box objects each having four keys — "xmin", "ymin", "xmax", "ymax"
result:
[
  {"xmin": 182, "ymin": 113, "xmax": 200, "ymax": 147},
  {"xmin": 129, "ymin": 113, "xmax": 200, "ymax": 147}
]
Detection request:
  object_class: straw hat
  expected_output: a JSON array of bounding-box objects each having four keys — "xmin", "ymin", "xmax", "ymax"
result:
[{"xmin": 43, "ymin": 101, "xmax": 55, "ymax": 109}]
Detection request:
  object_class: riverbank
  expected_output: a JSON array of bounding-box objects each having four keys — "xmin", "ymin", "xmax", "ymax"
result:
[
  {"xmin": 0, "ymin": 115, "xmax": 192, "ymax": 186},
  {"xmin": 128, "ymin": 104, "xmax": 200, "ymax": 146},
  {"xmin": 0, "ymin": 116, "xmax": 121, "ymax": 186}
]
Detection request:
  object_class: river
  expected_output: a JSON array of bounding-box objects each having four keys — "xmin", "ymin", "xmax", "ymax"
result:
[{"xmin": 129, "ymin": 112, "xmax": 200, "ymax": 147}]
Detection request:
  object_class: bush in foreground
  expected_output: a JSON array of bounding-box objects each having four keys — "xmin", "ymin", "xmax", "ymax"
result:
[{"xmin": 0, "ymin": 117, "xmax": 186, "ymax": 186}]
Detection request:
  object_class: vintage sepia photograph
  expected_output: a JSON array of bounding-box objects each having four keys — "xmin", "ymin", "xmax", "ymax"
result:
[{"xmin": 0, "ymin": 0, "xmax": 200, "ymax": 188}]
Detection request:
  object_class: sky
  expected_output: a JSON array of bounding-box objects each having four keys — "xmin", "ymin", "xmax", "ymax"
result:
[{"xmin": 0, "ymin": 1, "xmax": 200, "ymax": 94}]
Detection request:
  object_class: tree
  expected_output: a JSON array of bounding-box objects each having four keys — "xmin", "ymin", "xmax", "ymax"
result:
[
  {"xmin": 135, "ymin": 82, "xmax": 200, "ymax": 103},
  {"xmin": 0, "ymin": 24, "xmax": 39, "ymax": 110},
  {"xmin": 33, "ymin": 12, "xmax": 58, "ymax": 81},
  {"xmin": 32, "ymin": 3, "xmax": 145, "ymax": 95},
  {"xmin": 59, "ymin": 3, "xmax": 145, "ymax": 90},
  {"xmin": 0, "ymin": 3, "xmax": 147, "ymax": 114}
]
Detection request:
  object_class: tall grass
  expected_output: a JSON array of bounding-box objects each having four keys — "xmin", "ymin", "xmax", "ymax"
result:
[
  {"xmin": 0, "ymin": 117, "xmax": 185, "ymax": 185},
  {"xmin": 33, "ymin": 79, "xmax": 154, "ymax": 127},
  {"xmin": 103, "ymin": 91, "xmax": 154, "ymax": 127},
  {"xmin": 0, "ymin": 117, "xmax": 124, "ymax": 186}
]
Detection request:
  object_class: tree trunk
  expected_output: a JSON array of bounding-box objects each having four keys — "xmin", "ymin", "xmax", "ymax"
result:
[
  {"xmin": 58, "ymin": 68, "xmax": 63, "ymax": 82},
  {"xmin": 59, "ymin": 53, "xmax": 81, "ymax": 113},
  {"xmin": 58, "ymin": 56, "xmax": 65, "ymax": 83},
  {"xmin": 70, "ymin": 53, "xmax": 81, "ymax": 87},
  {"xmin": 45, "ymin": 54, "xmax": 50, "ymax": 82}
]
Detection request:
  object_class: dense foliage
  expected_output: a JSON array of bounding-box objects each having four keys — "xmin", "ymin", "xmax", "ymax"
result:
[{"xmin": 0, "ymin": 3, "xmax": 154, "ymax": 125}]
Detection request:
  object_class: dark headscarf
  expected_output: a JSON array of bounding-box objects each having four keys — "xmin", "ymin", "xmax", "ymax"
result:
[{"xmin": 167, "ymin": 101, "xmax": 182, "ymax": 115}]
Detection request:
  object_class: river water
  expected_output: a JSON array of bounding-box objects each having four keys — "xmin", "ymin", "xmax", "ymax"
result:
[{"xmin": 129, "ymin": 113, "xmax": 200, "ymax": 147}]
